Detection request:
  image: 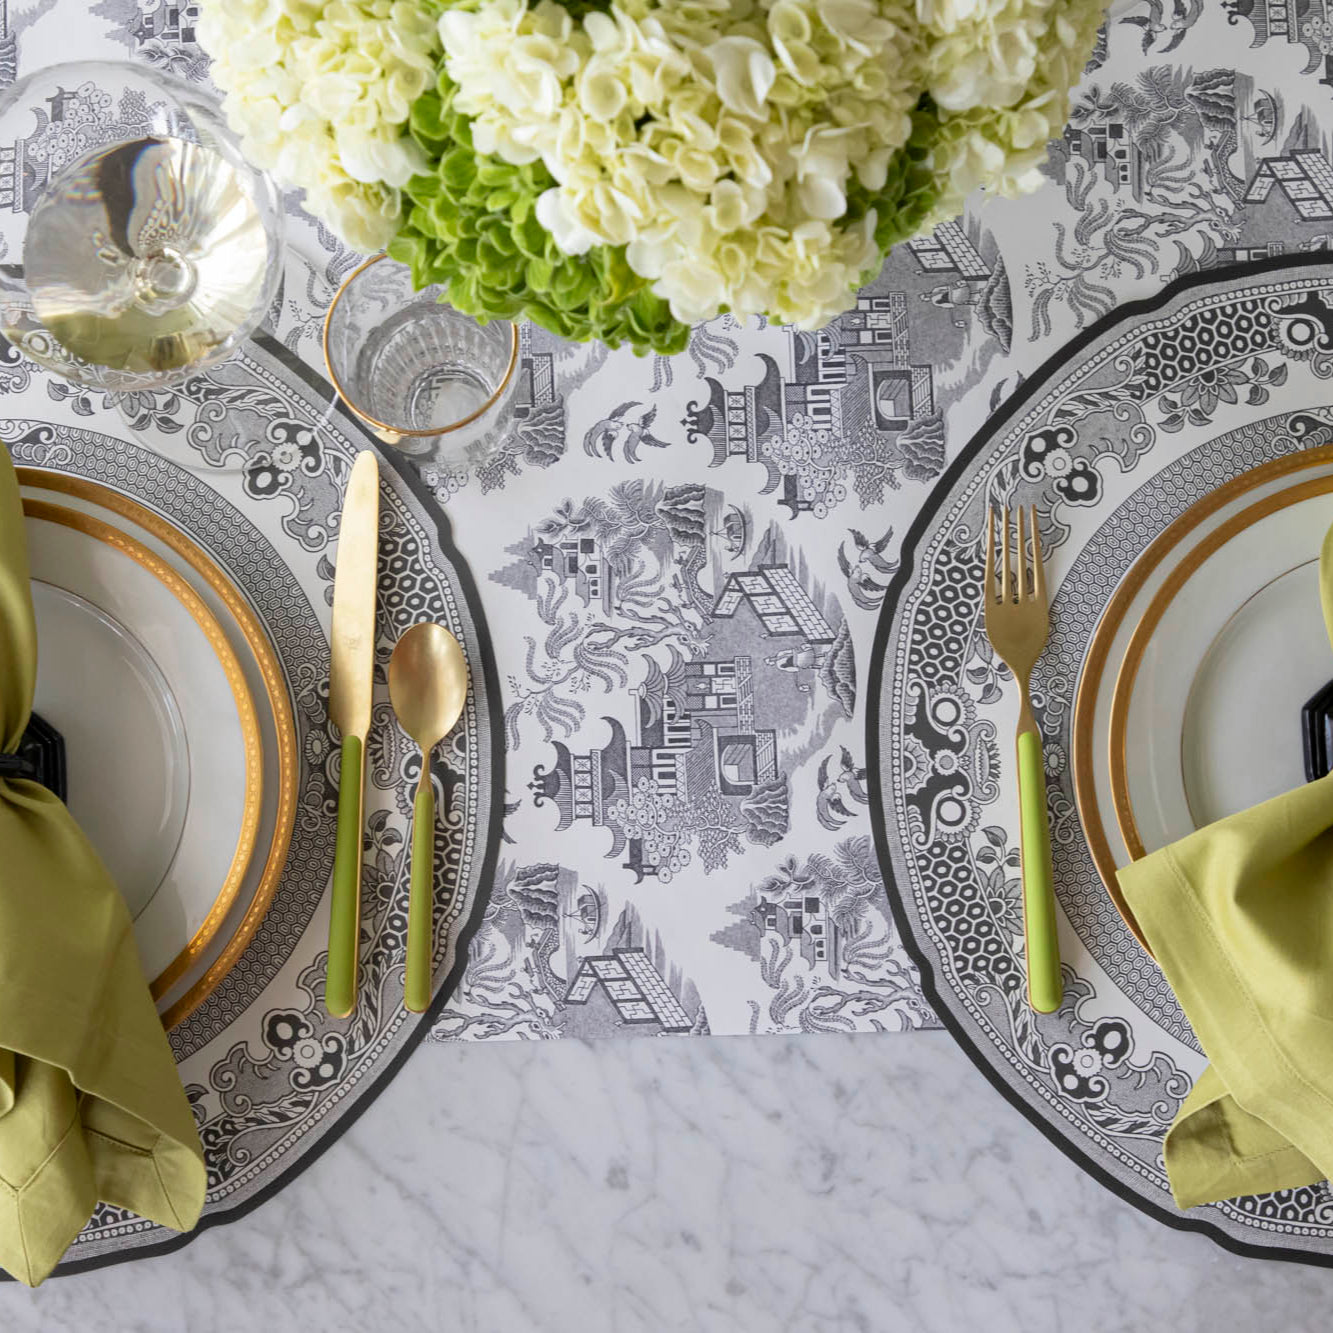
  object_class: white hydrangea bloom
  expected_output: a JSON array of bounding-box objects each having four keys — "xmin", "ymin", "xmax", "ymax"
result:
[
  {"xmin": 438, "ymin": 0, "xmax": 1102, "ymax": 327},
  {"xmin": 202, "ymin": 0, "xmax": 1104, "ymax": 328},
  {"xmin": 198, "ymin": 0, "xmax": 440, "ymax": 252}
]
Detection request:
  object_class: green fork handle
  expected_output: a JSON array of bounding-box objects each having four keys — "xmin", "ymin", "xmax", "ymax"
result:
[
  {"xmin": 326, "ymin": 733, "xmax": 364, "ymax": 1018},
  {"xmin": 404, "ymin": 779, "xmax": 435, "ymax": 1013},
  {"xmin": 1017, "ymin": 725, "xmax": 1062, "ymax": 1013}
]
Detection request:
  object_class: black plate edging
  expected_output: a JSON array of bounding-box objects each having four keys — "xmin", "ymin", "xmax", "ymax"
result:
[
  {"xmin": 865, "ymin": 250, "xmax": 1333, "ymax": 1270},
  {"xmin": 28, "ymin": 330, "xmax": 508, "ymax": 1280}
]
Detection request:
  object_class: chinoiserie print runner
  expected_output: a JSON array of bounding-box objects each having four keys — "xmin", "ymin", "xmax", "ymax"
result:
[{"xmin": 11, "ymin": 1, "xmax": 1333, "ymax": 1042}]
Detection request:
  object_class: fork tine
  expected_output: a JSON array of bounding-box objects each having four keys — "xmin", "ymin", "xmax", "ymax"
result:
[
  {"xmin": 1016, "ymin": 506, "xmax": 1028, "ymax": 602},
  {"xmin": 1030, "ymin": 505, "xmax": 1046, "ymax": 604},
  {"xmin": 985, "ymin": 507, "xmax": 996, "ymax": 601},
  {"xmin": 1000, "ymin": 505, "xmax": 1011, "ymax": 604}
]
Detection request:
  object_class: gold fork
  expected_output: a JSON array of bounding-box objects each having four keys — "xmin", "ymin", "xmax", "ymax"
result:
[{"xmin": 984, "ymin": 505, "xmax": 1062, "ymax": 1013}]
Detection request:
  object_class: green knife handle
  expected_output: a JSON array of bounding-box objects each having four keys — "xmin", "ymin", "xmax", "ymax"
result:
[
  {"xmin": 327, "ymin": 733, "xmax": 364, "ymax": 1018},
  {"xmin": 405, "ymin": 780, "xmax": 436, "ymax": 1013},
  {"xmin": 1017, "ymin": 727, "xmax": 1062, "ymax": 1014}
]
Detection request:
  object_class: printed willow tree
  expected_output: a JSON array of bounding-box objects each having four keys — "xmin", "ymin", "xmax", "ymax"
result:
[
  {"xmin": 715, "ymin": 837, "xmax": 931, "ymax": 1034},
  {"xmin": 1029, "ymin": 65, "xmax": 1244, "ymax": 337},
  {"xmin": 434, "ymin": 862, "xmax": 565, "ymax": 1040},
  {"xmin": 494, "ymin": 479, "xmax": 716, "ymax": 747}
]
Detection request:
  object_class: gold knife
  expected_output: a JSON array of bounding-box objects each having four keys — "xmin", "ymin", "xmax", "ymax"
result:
[{"xmin": 326, "ymin": 450, "xmax": 379, "ymax": 1017}]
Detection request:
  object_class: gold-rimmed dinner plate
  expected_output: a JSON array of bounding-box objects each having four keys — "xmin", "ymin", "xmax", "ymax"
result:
[
  {"xmin": 17, "ymin": 469, "xmax": 297, "ymax": 1027},
  {"xmin": 1074, "ymin": 445, "xmax": 1333, "ymax": 950}
]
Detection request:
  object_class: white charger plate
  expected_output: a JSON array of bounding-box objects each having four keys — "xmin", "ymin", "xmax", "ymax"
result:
[{"xmin": 1073, "ymin": 450, "xmax": 1333, "ymax": 946}]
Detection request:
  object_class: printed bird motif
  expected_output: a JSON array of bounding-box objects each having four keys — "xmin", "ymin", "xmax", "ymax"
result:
[
  {"xmin": 816, "ymin": 746, "xmax": 870, "ymax": 831},
  {"xmin": 1121, "ymin": 0, "xmax": 1201, "ymax": 54},
  {"xmin": 837, "ymin": 526, "xmax": 898, "ymax": 611},
  {"xmin": 988, "ymin": 372, "xmax": 1025, "ymax": 414},
  {"xmin": 582, "ymin": 401, "xmax": 673, "ymax": 462}
]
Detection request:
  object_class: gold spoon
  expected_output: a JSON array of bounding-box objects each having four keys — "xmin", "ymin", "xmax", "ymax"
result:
[{"xmin": 388, "ymin": 623, "xmax": 468, "ymax": 1012}]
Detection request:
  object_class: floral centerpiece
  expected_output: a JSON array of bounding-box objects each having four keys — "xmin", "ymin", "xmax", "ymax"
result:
[{"xmin": 199, "ymin": 0, "xmax": 1105, "ymax": 354}]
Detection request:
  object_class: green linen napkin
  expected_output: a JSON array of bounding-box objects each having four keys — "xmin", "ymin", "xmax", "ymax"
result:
[
  {"xmin": 1117, "ymin": 519, "xmax": 1333, "ymax": 1211},
  {"xmin": 0, "ymin": 446, "xmax": 205, "ymax": 1285}
]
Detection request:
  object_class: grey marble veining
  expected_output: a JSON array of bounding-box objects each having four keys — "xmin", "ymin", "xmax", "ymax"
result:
[{"xmin": 3, "ymin": 1033, "xmax": 1331, "ymax": 1332}]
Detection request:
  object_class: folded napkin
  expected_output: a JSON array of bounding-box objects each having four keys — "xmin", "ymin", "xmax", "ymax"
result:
[
  {"xmin": 0, "ymin": 447, "xmax": 205, "ymax": 1285},
  {"xmin": 1118, "ymin": 519, "xmax": 1333, "ymax": 1210}
]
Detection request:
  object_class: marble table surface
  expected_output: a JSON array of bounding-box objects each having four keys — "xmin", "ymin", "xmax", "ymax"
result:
[{"xmin": 3, "ymin": 1032, "xmax": 1330, "ymax": 1331}]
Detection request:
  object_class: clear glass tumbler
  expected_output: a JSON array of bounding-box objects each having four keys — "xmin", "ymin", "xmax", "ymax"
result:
[{"xmin": 323, "ymin": 254, "xmax": 518, "ymax": 461}]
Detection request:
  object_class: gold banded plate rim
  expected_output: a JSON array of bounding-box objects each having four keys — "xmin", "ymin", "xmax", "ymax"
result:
[
  {"xmin": 16, "ymin": 466, "xmax": 298, "ymax": 1029},
  {"xmin": 1073, "ymin": 443, "xmax": 1333, "ymax": 956}
]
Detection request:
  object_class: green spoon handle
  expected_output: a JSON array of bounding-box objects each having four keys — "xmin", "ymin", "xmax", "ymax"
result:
[
  {"xmin": 405, "ymin": 778, "xmax": 435, "ymax": 1013},
  {"xmin": 326, "ymin": 733, "xmax": 364, "ymax": 1018}
]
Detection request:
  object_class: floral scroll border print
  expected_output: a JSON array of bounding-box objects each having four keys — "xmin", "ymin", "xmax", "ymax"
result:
[
  {"xmin": 870, "ymin": 255, "xmax": 1333, "ymax": 1267},
  {"xmin": 3, "ymin": 338, "xmax": 504, "ymax": 1275}
]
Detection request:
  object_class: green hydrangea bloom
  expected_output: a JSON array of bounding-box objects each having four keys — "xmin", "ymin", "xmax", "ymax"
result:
[
  {"xmin": 391, "ymin": 74, "xmax": 949, "ymax": 355},
  {"xmin": 845, "ymin": 97, "xmax": 950, "ymax": 263},
  {"xmin": 389, "ymin": 71, "xmax": 690, "ymax": 355}
]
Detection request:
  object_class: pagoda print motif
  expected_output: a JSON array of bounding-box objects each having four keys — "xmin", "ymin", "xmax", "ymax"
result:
[
  {"xmin": 682, "ymin": 295, "xmax": 948, "ymax": 517},
  {"xmin": 1005, "ymin": 54, "xmax": 1333, "ymax": 351},
  {"xmin": 750, "ymin": 891, "xmax": 841, "ymax": 975},
  {"xmin": 0, "ymin": 75, "xmax": 159, "ymax": 214},
  {"xmin": 526, "ymin": 645, "xmax": 794, "ymax": 882},
  {"xmin": 437, "ymin": 861, "xmax": 706, "ymax": 1040},
  {"xmin": 675, "ymin": 215, "xmax": 1025, "ymax": 518},
  {"xmin": 713, "ymin": 837, "xmax": 933, "ymax": 1035},
  {"xmin": 1221, "ymin": 0, "xmax": 1333, "ymax": 88},
  {"xmin": 95, "ymin": 0, "xmax": 210, "ymax": 79},
  {"xmin": 519, "ymin": 502, "xmax": 853, "ymax": 880}
]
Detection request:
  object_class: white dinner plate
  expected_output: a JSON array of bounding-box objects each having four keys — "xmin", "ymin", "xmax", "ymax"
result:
[
  {"xmin": 18, "ymin": 471, "xmax": 298, "ymax": 1026},
  {"xmin": 24, "ymin": 497, "xmax": 262, "ymax": 989},
  {"xmin": 1073, "ymin": 453, "xmax": 1333, "ymax": 946}
]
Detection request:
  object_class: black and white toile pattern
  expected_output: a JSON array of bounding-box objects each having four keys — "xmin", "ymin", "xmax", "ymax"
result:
[
  {"xmin": 871, "ymin": 257, "xmax": 1333, "ymax": 1264},
  {"xmin": 13, "ymin": 0, "xmax": 1333, "ymax": 1267},
  {"xmin": 4, "ymin": 333, "xmax": 502, "ymax": 1270}
]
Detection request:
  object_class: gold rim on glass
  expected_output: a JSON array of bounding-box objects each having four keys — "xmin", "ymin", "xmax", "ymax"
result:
[
  {"xmin": 18, "ymin": 468, "xmax": 298, "ymax": 1029},
  {"xmin": 1072, "ymin": 443, "xmax": 1333, "ymax": 955},
  {"xmin": 321, "ymin": 251, "xmax": 520, "ymax": 439}
]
